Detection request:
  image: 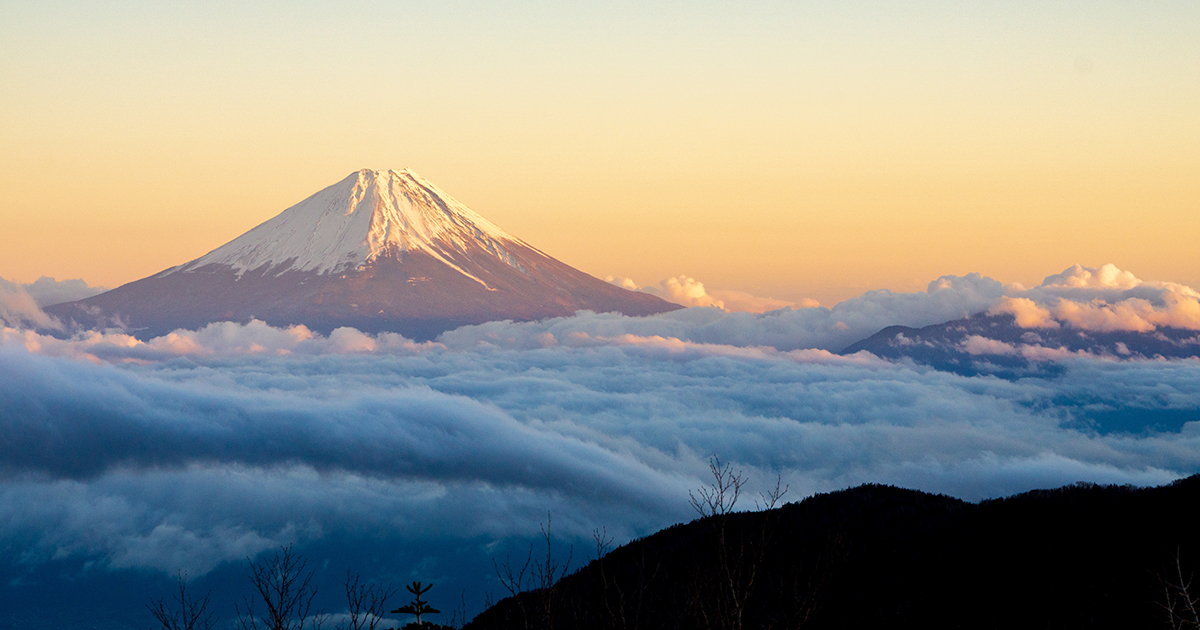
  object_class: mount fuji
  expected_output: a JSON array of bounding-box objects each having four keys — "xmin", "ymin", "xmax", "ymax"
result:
[{"xmin": 47, "ymin": 169, "xmax": 680, "ymax": 339}]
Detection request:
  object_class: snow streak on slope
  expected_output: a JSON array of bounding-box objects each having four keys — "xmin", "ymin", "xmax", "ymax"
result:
[{"xmin": 178, "ymin": 169, "xmax": 524, "ymax": 285}]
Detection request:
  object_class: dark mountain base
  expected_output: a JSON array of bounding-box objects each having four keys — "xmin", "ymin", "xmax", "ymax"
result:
[{"xmin": 467, "ymin": 476, "xmax": 1200, "ymax": 629}]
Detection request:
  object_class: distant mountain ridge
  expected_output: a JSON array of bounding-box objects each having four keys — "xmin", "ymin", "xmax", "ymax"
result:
[
  {"xmin": 46, "ymin": 169, "xmax": 680, "ymax": 339},
  {"xmin": 841, "ymin": 312, "xmax": 1200, "ymax": 376}
]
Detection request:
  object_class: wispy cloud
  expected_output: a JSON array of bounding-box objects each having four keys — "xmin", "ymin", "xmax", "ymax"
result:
[
  {"xmin": 0, "ymin": 278, "xmax": 59, "ymax": 330},
  {"xmin": 20, "ymin": 276, "xmax": 109, "ymax": 307},
  {"xmin": 0, "ymin": 276, "xmax": 109, "ymax": 331}
]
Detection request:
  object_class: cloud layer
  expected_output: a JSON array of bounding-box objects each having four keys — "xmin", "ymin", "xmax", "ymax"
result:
[
  {"xmin": 8, "ymin": 265, "xmax": 1195, "ymax": 360},
  {"xmin": 2, "ymin": 328, "xmax": 1198, "ymax": 578},
  {"xmin": 1, "ymin": 264, "xmax": 1199, "ymax": 597},
  {"xmin": 605, "ymin": 266, "xmax": 1200, "ymax": 352}
]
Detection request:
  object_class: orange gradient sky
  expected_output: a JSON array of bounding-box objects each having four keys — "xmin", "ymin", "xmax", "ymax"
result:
[{"xmin": 2, "ymin": 1, "xmax": 1197, "ymax": 306}]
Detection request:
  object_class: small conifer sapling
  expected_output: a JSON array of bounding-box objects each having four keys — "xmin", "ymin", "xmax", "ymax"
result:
[{"xmin": 391, "ymin": 581, "xmax": 441, "ymax": 627}]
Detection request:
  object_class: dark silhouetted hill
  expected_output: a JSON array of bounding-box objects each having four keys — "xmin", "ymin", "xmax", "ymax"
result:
[{"xmin": 466, "ymin": 475, "xmax": 1200, "ymax": 629}]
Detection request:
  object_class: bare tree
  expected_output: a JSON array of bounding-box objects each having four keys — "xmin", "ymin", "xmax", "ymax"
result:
[
  {"xmin": 689, "ymin": 456, "xmax": 747, "ymax": 518},
  {"xmin": 686, "ymin": 456, "xmax": 749, "ymax": 629},
  {"xmin": 1160, "ymin": 547, "xmax": 1200, "ymax": 629},
  {"xmin": 688, "ymin": 458, "xmax": 796, "ymax": 630},
  {"xmin": 237, "ymin": 545, "xmax": 325, "ymax": 630},
  {"xmin": 336, "ymin": 570, "xmax": 396, "ymax": 630},
  {"xmin": 534, "ymin": 516, "xmax": 574, "ymax": 594},
  {"xmin": 494, "ymin": 544, "xmax": 534, "ymax": 601},
  {"xmin": 492, "ymin": 513, "xmax": 573, "ymax": 629},
  {"xmin": 592, "ymin": 527, "xmax": 619, "ymax": 629},
  {"xmin": 756, "ymin": 475, "xmax": 790, "ymax": 511},
  {"xmin": 148, "ymin": 573, "xmax": 215, "ymax": 630}
]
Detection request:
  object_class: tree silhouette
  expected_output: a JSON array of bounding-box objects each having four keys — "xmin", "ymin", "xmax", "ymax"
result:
[
  {"xmin": 337, "ymin": 570, "xmax": 397, "ymax": 630},
  {"xmin": 236, "ymin": 545, "xmax": 324, "ymax": 630},
  {"xmin": 392, "ymin": 581, "xmax": 441, "ymax": 625}
]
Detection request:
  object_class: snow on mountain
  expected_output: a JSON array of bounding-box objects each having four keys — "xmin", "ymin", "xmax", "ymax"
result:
[
  {"xmin": 47, "ymin": 169, "xmax": 680, "ymax": 339},
  {"xmin": 177, "ymin": 169, "xmax": 521, "ymax": 287}
]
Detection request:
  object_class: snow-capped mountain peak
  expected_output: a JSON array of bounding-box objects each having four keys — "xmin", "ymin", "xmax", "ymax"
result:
[
  {"xmin": 49, "ymin": 169, "xmax": 681, "ymax": 340},
  {"xmin": 178, "ymin": 169, "xmax": 523, "ymax": 284}
]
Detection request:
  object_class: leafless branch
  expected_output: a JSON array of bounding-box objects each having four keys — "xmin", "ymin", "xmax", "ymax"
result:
[
  {"xmin": 491, "ymin": 513, "xmax": 573, "ymax": 629},
  {"xmin": 689, "ymin": 456, "xmax": 746, "ymax": 518},
  {"xmin": 1160, "ymin": 546, "xmax": 1200, "ymax": 629},
  {"xmin": 148, "ymin": 573, "xmax": 215, "ymax": 630},
  {"xmin": 236, "ymin": 545, "xmax": 324, "ymax": 630},
  {"xmin": 593, "ymin": 527, "xmax": 614, "ymax": 563},
  {"xmin": 493, "ymin": 543, "xmax": 534, "ymax": 598},
  {"xmin": 444, "ymin": 589, "xmax": 469, "ymax": 629},
  {"xmin": 535, "ymin": 515, "xmax": 574, "ymax": 590},
  {"xmin": 756, "ymin": 475, "xmax": 790, "ymax": 511},
  {"xmin": 335, "ymin": 570, "xmax": 396, "ymax": 630}
]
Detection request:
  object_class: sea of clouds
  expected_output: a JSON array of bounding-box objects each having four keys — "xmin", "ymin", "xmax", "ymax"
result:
[{"xmin": 0, "ymin": 266, "xmax": 1199, "ymax": 624}]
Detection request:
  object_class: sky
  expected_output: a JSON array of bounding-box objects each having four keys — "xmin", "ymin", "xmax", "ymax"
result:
[
  {"xmin": 2, "ymin": 4, "xmax": 1200, "ymax": 627},
  {"xmin": 2, "ymin": 1, "xmax": 1198, "ymax": 307}
]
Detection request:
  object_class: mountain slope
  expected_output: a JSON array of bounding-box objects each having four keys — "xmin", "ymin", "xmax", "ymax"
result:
[
  {"xmin": 841, "ymin": 312, "xmax": 1200, "ymax": 376},
  {"xmin": 465, "ymin": 476, "xmax": 1200, "ymax": 630},
  {"xmin": 47, "ymin": 170, "xmax": 680, "ymax": 339}
]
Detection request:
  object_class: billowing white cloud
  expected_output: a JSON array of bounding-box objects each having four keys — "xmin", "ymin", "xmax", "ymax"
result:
[
  {"xmin": 2, "ymin": 265, "xmax": 1196, "ymax": 370},
  {"xmin": 454, "ymin": 272, "xmax": 1006, "ymax": 352},
  {"xmin": 605, "ymin": 276, "xmax": 640, "ymax": 291},
  {"xmin": 607, "ymin": 275, "xmax": 816, "ymax": 313},
  {"xmin": 1, "ymin": 261, "xmax": 1198, "ymax": 595},
  {"xmin": 989, "ymin": 297, "xmax": 1058, "ymax": 329},
  {"xmin": 7, "ymin": 266, "xmax": 1197, "ymax": 357},
  {"xmin": 1048, "ymin": 291, "xmax": 1200, "ymax": 332},
  {"xmin": 1, "ymin": 269, "xmax": 1013, "ymax": 359},
  {"xmin": 0, "ymin": 263, "xmax": 1193, "ymax": 630},
  {"xmin": 645, "ymin": 275, "xmax": 726, "ymax": 308},
  {"xmin": 1003, "ymin": 264, "xmax": 1200, "ymax": 332},
  {"xmin": 608, "ymin": 275, "xmax": 726, "ymax": 308},
  {"xmin": 1, "ymin": 320, "xmax": 438, "ymax": 362},
  {"xmin": 959, "ymin": 335, "xmax": 1018, "ymax": 356},
  {"xmin": 1051, "ymin": 298, "xmax": 1158, "ymax": 333},
  {"xmin": 1040, "ymin": 263, "xmax": 1142, "ymax": 291},
  {"xmin": 606, "ymin": 265, "xmax": 1200, "ymax": 339}
]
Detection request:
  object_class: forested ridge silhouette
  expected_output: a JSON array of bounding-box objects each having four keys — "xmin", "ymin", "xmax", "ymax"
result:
[{"xmin": 466, "ymin": 475, "xmax": 1200, "ymax": 629}]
